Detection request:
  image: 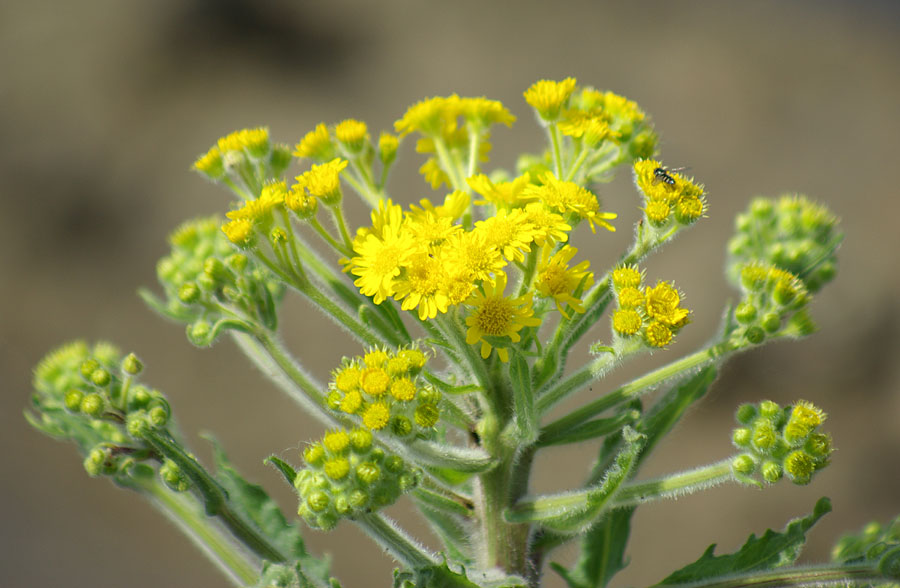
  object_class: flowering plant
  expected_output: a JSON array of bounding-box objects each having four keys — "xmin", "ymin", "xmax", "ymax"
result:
[{"xmin": 27, "ymin": 78, "xmax": 899, "ymax": 588}]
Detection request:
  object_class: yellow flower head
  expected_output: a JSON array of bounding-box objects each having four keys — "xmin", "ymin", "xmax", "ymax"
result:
[
  {"xmin": 644, "ymin": 321, "xmax": 674, "ymax": 348},
  {"xmin": 474, "ymin": 209, "xmax": 539, "ymax": 263},
  {"xmin": 612, "ymin": 308, "xmax": 643, "ymax": 336},
  {"xmin": 294, "ymin": 123, "xmax": 335, "ymax": 161},
  {"xmin": 193, "ymin": 146, "xmax": 225, "ymax": 179},
  {"xmin": 360, "ymin": 367, "xmax": 390, "ymax": 397},
  {"xmin": 221, "ymin": 219, "xmax": 254, "ymax": 247},
  {"xmin": 558, "ymin": 111, "xmax": 615, "ymax": 147},
  {"xmin": 349, "ymin": 220, "xmax": 415, "ymax": 305},
  {"xmin": 523, "ymin": 173, "xmax": 616, "ymax": 233},
  {"xmin": 285, "ymin": 183, "xmax": 318, "ymax": 219},
  {"xmin": 322, "ymin": 429, "xmax": 350, "ymax": 454},
  {"xmin": 524, "ymin": 78, "xmax": 578, "ymax": 122},
  {"xmin": 459, "ymin": 97, "xmax": 516, "ymax": 128},
  {"xmin": 467, "ymin": 174, "xmax": 531, "ymax": 208},
  {"xmin": 217, "ymin": 127, "xmax": 270, "ymax": 157},
  {"xmin": 392, "ymin": 251, "xmax": 451, "ymax": 320},
  {"xmin": 409, "ymin": 191, "xmax": 470, "ymax": 222},
  {"xmin": 535, "ymin": 245, "xmax": 593, "ymax": 318},
  {"xmin": 378, "ymin": 132, "xmax": 399, "ymax": 164},
  {"xmin": 419, "ymin": 157, "xmax": 450, "ymax": 190},
  {"xmin": 442, "ymin": 230, "xmax": 507, "ymax": 287},
  {"xmin": 334, "ymin": 365, "xmax": 362, "ymax": 393},
  {"xmin": 298, "ymin": 158, "xmax": 348, "ymax": 206},
  {"xmin": 645, "ymin": 281, "xmax": 690, "ymax": 327},
  {"xmin": 395, "ymin": 96, "xmax": 451, "ymax": 137},
  {"xmin": 363, "ymin": 349, "xmax": 390, "ymax": 368},
  {"xmin": 464, "ymin": 273, "xmax": 542, "ymax": 362},
  {"xmin": 612, "ymin": 266, "xmax": 643, "ymax": 290},
  {"xmin": 523, "ymin": 202, "xmax": 572, "ymax": 247},
  {"xmin": 390, "ymin": 378, "xmax": 417, "ymax": 402},
  {"xmin": 362, "ymin": 402, "xmax": 391, "ymax": 430},
  {"xmin": 334, "ymin": 119, "xmax": 369, "ymax": 152}
]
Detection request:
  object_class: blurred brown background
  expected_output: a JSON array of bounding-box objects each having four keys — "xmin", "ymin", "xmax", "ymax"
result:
[{"xmin": 3, "ymin": 1, "xmax": 899, "ymax": 586}]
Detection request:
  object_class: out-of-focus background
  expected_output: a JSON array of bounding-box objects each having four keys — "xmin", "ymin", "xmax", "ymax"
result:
[{"xmin": 3, "ymin": 1, "xmax": 899, "ymax": 586}]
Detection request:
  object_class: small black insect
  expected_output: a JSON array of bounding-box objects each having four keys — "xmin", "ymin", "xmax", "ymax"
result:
[{"xmin": 653, "ymin": 166, "xmax": 677, "ymax": 186}]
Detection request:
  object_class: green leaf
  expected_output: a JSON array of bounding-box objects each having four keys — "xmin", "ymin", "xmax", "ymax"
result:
[
  {"xmin": 207, "ymin": 437, "xmax": 331, "ymax": 583},
  {"xmin": 265, "ymin": 455, "xmax": 298, "ymax": 487},
  {"xmin": 551, "ymin": 507, "xmax": 635, "ymax": 588},
  {"xmin": 393, "ymin": 559, "xmax": 527, "ymax": 588},
  {"xmin": 510, "ymin": 350, "xmax": 537, "ymax": 443},
  {"xmin": 537, "ymin": 411, "xmax": 639, "ymax": 448},
  {"xmin": 656, "ymin": 497, "xmax": 832, "ymax": 585}
]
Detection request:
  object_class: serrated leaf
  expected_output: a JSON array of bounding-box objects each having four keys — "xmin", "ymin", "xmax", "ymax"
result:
[
  {"xmin": 206, "ymin": 436, "xmax": 331, "ymax": 583},
  {"xmin": 657, "ymin": 497, "xmax": 832, "ymax": 585}
]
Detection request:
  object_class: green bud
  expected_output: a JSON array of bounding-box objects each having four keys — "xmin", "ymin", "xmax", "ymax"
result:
[
  {"xmin": 304, "ymin": 444, "xmax": 325, "ymax": 467},
  {"xmin": 126, "ymin": 411, "xmax": 150, "ymax": 438},
  {"xmin": 148, "ymin": 406, "xmax": 169, "ymax": 427},
  {"xmin": 414, "ymin": 403, "xmax": 440, "ymax": 428},
  {"xmin": 203, "ymin": 257, "xmax": 229, "ymax": 282},
  {"xmin": 226, "ymin": 253, "xmax": 249, "ymax": 273},
  {"xmin": 316, "ymin": 513, "xmax": 338, "ymax": 531},
  {"xmin": 90, "ymin": 368, "xmax": 111, "ymax": 387},
  {"xmin": 805, "ymin": 433, "xmax": 832, "ymax": 458},
  {"xmin": 160, "ymin": 459, "xmax": 190, "ymax": 492},
  {"xmin": 761, "ymin": 312, "xmax": 781, "ymax": 333},
  {"xmin": 196, "ymin": 272, "xmax": 217, "ymax": 292},
  {"xmin": 80, "ymin": 393, "xmax": 104, "ymax": 417},
  {"xmin": 187, "ymin": 320, "xmax": 212, "ymax": 346},
  {"xmin": 349, "ymin": 428, "xmax": 373, "ymax": 452},
  {"xmin": 270, "ymin": 144, "xmax": 293, "ymax": 177},
  {"xmin": 731, "ymin": 454, "xmax": 756, "ymax": 476},
  {"xmin": 752, "ymin": 421, "xmax": 778, "ymax": 453},
  {"xmin": 784, "ymin": 450, "xmax": 816, "ymax": 485},
  {"xmin": 84, "ymin": 447, "xmax": 111, "ymax": 477},
  {"xmin": 759, "ymin": 400, "xmax": 781, "ymax": 420},
  {"xmin": 761, "ymin": 461, "xmax": 783, "ymax": 483},
  {"xmin": 326, "ymin": 391, "xmax": 342, "ymax": 411},
  {"xmin": 732, "ymin": 427, "xmax": 752, "ymax": 448},
  {"xmin": 307, "ymin": 491, "xmax": 330, "ymax": 513},
  {"xmin": 735, "ymin": 302, "xmax": 757, "ymax": 324},
  {"xmin": 398, "ymin": 472, "xmax": 417, "ymax": 491},
  {"xmin": 384, "ymin": 455, "xmax": 404, "ymax": 474},
  {"xmin": 348, "ymin": 489, "xmax": 368, "ymax": 509},
  {"xmin": 878, "ymin": 546, "xmax": 900, "ymax": 581},
  {"xmin": 80, "ymin": 359, "xmax": 100, "ymax": 380},
  {"xmin": 64, "ymin": 389, "xmax": 84, "ymax": 412},
  {"xmin": 178, "ymin": 282, "xmax": 201, "ymax": 304},
  {"xmin": 391, "ymin": 415, "xmax": 413, "ymax": 437},
  {"xmin": 744, "ymin": 326, "xmax": 765, "ymax": 344},
  {"xmin": 417, "ymin": 386, "xmax": 442, "ymax": 405},
  {"xmin": 750, "ymin": 199, "xmax": 774, "ymax": 219},
  {"xmin": 130, "ymin": 386, "xmax": 152, "ymax": 409},
  {"xmin": 334, "ymin": 495, "xmax": 351, "ymax": 515},
  {"xmin": 356, "ymin": 462, "xmax": 381, "ymax": 485},
  {"xmin": 735, "ymin": 403, "xmax": 757, "ymax": 425},
  {"xmin": 121, "ymin": 353, "xmax": 143, "ymax": 375}
]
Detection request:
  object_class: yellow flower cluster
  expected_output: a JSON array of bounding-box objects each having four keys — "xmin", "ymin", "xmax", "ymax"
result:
[
  {"xmin": 610, "ymin": 266, "xmax": 690, "ymax": 348},
  {"xmin": 192, "ymin": 127, "xmax": 271, "ymax": 178},
  {"xmin": 521, "ymin": 172, "xmax": 617, "ymax": 233},
  {"xmin": 326, "ymin": 348, "xmax": 441, "ymax": 438},
  {"xmin": 634, "ymin": 160, "xmax": 706, "ymax": 226}
]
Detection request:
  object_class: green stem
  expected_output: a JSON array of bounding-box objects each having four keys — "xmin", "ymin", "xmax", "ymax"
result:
[
  {"xmin": 466, "ymin": 124, "xmax": 482, "ymax": 180},
  {"xmin": 309, "ymin": 217, "xmax": 351, "ymax": 257},
  {"xmin": 548, "ymin": 123, "xmax": 564, "ymax": 178},
  {"xmin": 137, "ymin": 476, "xmax": 260, "ymax": 586},
  {"xmin": 342, "ymin": 168, "xmax": 380, "ymax": 207},
  {"xmin": 653, "ymin": 561, "xmax": 882, "ymax": 588},
  {"xmin": 297, "ymin": 280, "xmax": 386, "ymax": 348},
  {"xmin": 433, "ymin": 137, "xmax": 465, "ymax": 191},
  {"xmin": 564, "ymin": 144, "xmax": 590, "ymax": 182},
  {"xmin": 612, "ymin": 459, "xmax": 734, "ymax": 507},
  {"xmin": 355, "ymin": 513, "xmax": 435, "ymax": 570},
  {"xmin": 328, "ymin": 204, "xmax": 355, "ymax": 252},
  {"xmin": 142, "ymin": 430, "xmax": 287, "ymax": 563},
  {"xmin": 541, "ymin": 341, "xmax": 736, "ymax": 439}
]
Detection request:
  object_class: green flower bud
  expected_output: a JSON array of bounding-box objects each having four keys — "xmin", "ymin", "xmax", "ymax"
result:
[
  {"xmin": 417, "ymin": 386, "xmax": 441, "ymax": 405},
  {"xmin": 80, "ymin": 359, "xmax": 100, "ymax": 380},
  {"xmin": 731, "ymin": 454, "xmax": 756, "ymax": 476},
  {"xmin": 160, "ymin": 459, "xmax": 191, "ymax": 492},
  {"xmin": 758, "ymin": 400, "xmax": 781, "ymax": 420},
  {"xmin": 196, "ymin": 272, "xmax": 217, "ymax": 292},
  {"xmin": 64, "ymin": 389, "xmax": 84, "ymax": 412},
  {"xmin": 732, "ymin": 427, "xmax": 752, "ymax": 448},
  {"xmin": 126, "ymin": 411, "xmax": 150, "ymax": 438},
  {"xmin": 414, "ymin": 403, "xmax": 440, "ymax": 428},
  {"xmin": 750, "ymin": 199, "xmax": 774, "ymax": 219},
  {"xmin": 784, "ymin": 450, "xmax": 816, "ymax": 485},
  {"xmin": 178, "ymin": 282, "xmax": 201, "ymax": 304},
  {"xmin": 356, "ymin": 462, "xmax": 381, "ymax": 485},
  {"xmin": 348, "ymin": 489, "xmax": 368, "ymax": 509},
  {"xmin": 878, "ymin": 547, "xmax": 900, "ymax": 581},
  {"xmin": 760, "ymin": 312, "xmax": 781, "ymax": 333},
  {"xmin": 84, "ymin": 447, "xmax": 111, "ymax": 477},
  {"xmin": 735, "ymin": 403, "xmax": 757, "ymax": 425},
  {"xmin": 752, "ymin": 421, "xmax": 778, "ymax": 453},
  {"xmin": 735, "ymin": 302, "xmax": 757, "ymax": 324},
  {"xmin": 270, "ymin": 144, "xmax": 293, "ymax": 177},
  {"xmin": 80, "ymin": 393, "xmax": 105, "ymax": 417},
  {"xmin": 391, "ymin": 416, "xmax": 413, "ymax": 437},
  {"xmin": 316, "ymin": 513, "xmax": 338, "ymax": 531},
  {"xmin": 307, "ymin": 491, "xmax": 330, "ymax": 513},
  {"xmin": 121, "ymin": 353, "xmax": 143, "ymax": 375},
  {"xmin": 761, "ymin": 461, "xmax": 783, "ymax": 484},
  {"xmin": 148, "ymin": 406, "xmax": 169, "ymax": 427},
  {"xmin": 226, "ymin": 253, "xmax": 249, "ymax": 273},
  {"xmin": 129, "ymin": 386, "xmax": 152, "ymax": 410},
  {"xmin": 349, "ymin": 428, "xmax": 373, "ymax": 452},
  {"xmin": 304, "ymin": 444, "xmax": 325, "ymax": 467},
  {"xmin": 334, "ymin": 495, "xmax": 351, "ymax": 515},
  {"xmin": 744, "ymin": 326, "xmax": 765, "ymax": 344},
  {"xmin": 384, "ymin": 455, "xmax": 404, "ymax": 474},
  {"xmin": 90, "ymin": 368, "xmax": 111, "ymax": 387},
  {"xmin": 805, "ymin": 433, "xmax": 832, "ymax": 458},
  {"xmin": 187, "ymin": 320, "xmax": 212, "ymax": 346}
]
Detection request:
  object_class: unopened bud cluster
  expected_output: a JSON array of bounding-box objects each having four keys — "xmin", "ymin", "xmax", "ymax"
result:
[
  {"xmin": 192, "ymin": 127, "xmax": 292, "ymax": 196},
  {"xmin": 610, "ymin": 265, "xmax": 690, "ymax": 349},
  {"xmin": 832, "ymin": 514, "xmax": 900, "ymax": 580},
  {"xmin": 728, "ymin": 195, "xmax": 840, "ymax": 293},
  {"xmin": 731, "ymin": 400, "xmax": 833, "ymax": 485},
  {"xmin": 730, "ymin": 262, "xmax": 813, "ymax": 345},
  {"xmin": 29, "ymin": 341, "xmax": 184, "ymax": 490},
  {"xmin": 633, "ymin": 160, "xmax": 706, "ymax": 228},
  {"xmin": 148, "ymin": 216, "xmax": 283, "ymax": 345},
  {"xmin": 295, "ymin": 428, "xmax": 418, "ymax": 530},
  {"xmin": 327, "ymin": 347, "xmax": 441, "ymax": 438}
]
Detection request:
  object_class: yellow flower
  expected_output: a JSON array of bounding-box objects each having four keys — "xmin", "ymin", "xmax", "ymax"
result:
[
  {"xmin": 390, "ymin": 378, "xmax": 417, "ymax": 402},
  {"xmin": 467, "ymin": 173, "xmax": 531, "ymax": 208},
  {"xmin": 297, "ymin": 158, "xmax": 348, "ymax": 206},
  {"xmin": 362, "ymin": 402, "xmax": 391, "ymax": 430},
  {"xmin": 408, "ymin": 191, "xmax": 470, "ymax": 221},
  {"xmin": 334, "ymin": 366, "xmax": 362, "ymax": 392},
  {"xmin": 221, "ymin": 219, "xmax": 254, "ymax": 247},
  {"xmin": 349, "ymin": 221, "xmax": 415, "ymax": 305},
  {"xmin": 193, "ymin": 146, "xmax": 224, "ymax": 178},
  {"xmin": 464, "ymin": 272, "xmax": 542, "ymax": 362},
  {"xmin": 459, "ymin": 97, "xmax": 516, "ymax": 128},
  {"xmin": 522, "ymin": 202, "xmax": 571, "ymax": 246},
  {"xmin": 285, "ymin": 183, "xmax": 318, "ymax": 219},
  {"xmin": 474, "ymin": 209, "xmax": 539, "ymax": 263},
  {"xmin": 404, "ymin": 210, "xmax": 461, "ymax": 249},
  {"xmin": 294, "ymin": 123, "xmax": 334, "ymax": 160},
  {"xmin": 217, "ymin": 127, "xmax": 270, "ymax": 157},
  {"xmin": 392, "ymin": 251, "xmax": 451, "ymax": 320},
  {"xmin": 524, "ymin": 78, "xmax": 578, "ymax": 122},
  {"xmin": 419, "ymin": 158, "xmax": 450, "ymax": 189},
  {"xmin": 395, "ymin": 96, "xmax": 448, "ymax": 137},
  {"xmin": 535, "ymin": 245, "xmax": 594, "ymax": 318},
  {"xmin": 360, "ymin": 367, "xmax": 390, "ymax": 397},
  {"xmin": 645, "ymin": 281, "xmax": 690, "ymax": 327},
  {"xmin": 611, "ymin": 266, "xmax": 643, "ymax": 290},
  {"xmin": 378, "ymin": 132, "xmax": 399, "ymax": 164},
  {"xmin": 558, "ymin": 111, "xmax": 615, "ymax": 147},
  {"xmin": 523, "ymin": 173, "xmax": 616, "ymax": 233},
  {"xmin": 334, "ymin": 119, "xmax": 368, "ymax": 152},
  {"xmin": 612, "ymin": 308, "xmax": 643, "ymax": 336},
  {"xmin": 442, "ymin": 230, "xmax": 506, "ymax": 287},
  {"xmin": 645, "ymin": 321, "xmax": 673, "ymax": 348}
]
